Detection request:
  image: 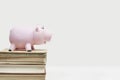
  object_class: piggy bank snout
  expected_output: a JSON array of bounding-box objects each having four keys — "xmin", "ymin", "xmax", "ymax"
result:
[{"xmin": 45, "ymin": 33, "xmax": 52, "ymax": 42}]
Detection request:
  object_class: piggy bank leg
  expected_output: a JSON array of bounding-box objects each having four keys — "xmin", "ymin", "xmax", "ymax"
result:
[
  {"xmin": 9, "ymin": 43, "xmax": 16, "ymax": 51},
  {"xmin": 32, "ymin": 46, "xmax": 35, "ymax": 50},
  {"xmin": 25, "ymin": 43, "xmax": 32, "ymax": 52}
]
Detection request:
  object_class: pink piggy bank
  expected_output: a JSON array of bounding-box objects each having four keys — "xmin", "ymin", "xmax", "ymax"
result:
[{"xmin": 9, "ymin": 25, "xmax": 52, "ymax": 52}]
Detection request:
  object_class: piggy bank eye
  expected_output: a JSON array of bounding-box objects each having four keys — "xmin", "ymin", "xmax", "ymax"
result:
[{"xmin": 41, "ymin": 27, "xmax": 44, "ymax": 29}]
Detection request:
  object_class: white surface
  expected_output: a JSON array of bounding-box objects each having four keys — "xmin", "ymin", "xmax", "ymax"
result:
[
  {"xmin": 0, "ymin": 0, "xmax": 120, "ymax": 66},
  {"xmin": 46, "ymin": 66, "xmax": 120, "ymax": 80}
]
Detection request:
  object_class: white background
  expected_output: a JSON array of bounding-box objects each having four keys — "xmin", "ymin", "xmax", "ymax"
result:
[{"xmin": 0, "ymin": 0, "xmax": 120, "ymax": 79}]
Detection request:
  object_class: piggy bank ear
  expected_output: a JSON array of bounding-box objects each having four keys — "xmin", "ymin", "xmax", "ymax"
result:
[
  {"xmin": 41, "ymin": 26, "xmax": 44, "ymax": 29},
  {"xmin": 35, "ymin": 27, "xmax": 39, "ymax": 32}
]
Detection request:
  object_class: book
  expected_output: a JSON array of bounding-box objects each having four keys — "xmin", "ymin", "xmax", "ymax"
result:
[
  {"xmin": 0, "ymin": 65, "xmax": 45, "ymax": 73},
  {"xmin": 0, "ymin": 65, "xmax": 45, "ymax": 80},
  {"xmin": 0, "ymin": 49, "xmax": 47, "ymax": 65},
  {"xmin": 0, "ymin": 49, "xmax": 47, "ymax": 80},
  {"xmin": 0, "ymin": 58, "xmax": 46, "ymax": 65},
  {"xmin": 0, "ymin": 49, "xmax": 47, "ymax": 57},
  {"xmin": 0, "ymin": 75, "xmax": 45, "ymax": 80}
]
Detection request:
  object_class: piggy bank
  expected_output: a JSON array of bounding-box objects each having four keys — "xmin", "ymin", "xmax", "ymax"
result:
[{"xmin": 9, "ymin": 25, "xmax": 52, "ymax": 52}]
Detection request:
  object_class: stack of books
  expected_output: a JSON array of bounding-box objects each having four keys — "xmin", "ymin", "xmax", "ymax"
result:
[{"xmin": 0, "ymin": 49, "xmax": 47, "ymax": 80}]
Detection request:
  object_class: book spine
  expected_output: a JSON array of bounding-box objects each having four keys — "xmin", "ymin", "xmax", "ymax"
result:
[
  {"xmin": 0, "ymin": 57, "xmax": 46, "ymax": 61},
  {"xmin": 0, "ymin": 75, "xmax": 45, "ymax": 80},
  {"xmin": 0, "ymin": 53, "xmax": 46, "ymax": 58}
]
